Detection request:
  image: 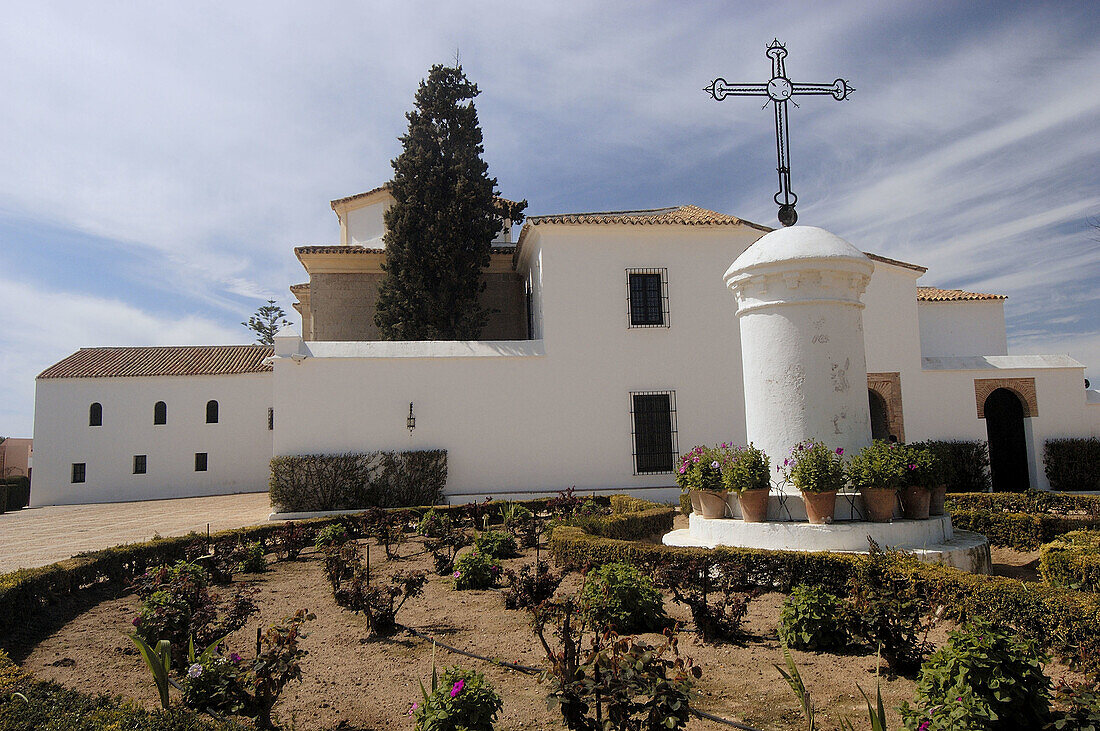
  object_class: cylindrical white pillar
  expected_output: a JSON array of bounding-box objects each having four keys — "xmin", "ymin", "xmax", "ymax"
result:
[{"xmin": 724, "ymin": 226, "xmax": 874, "ymax": 493}]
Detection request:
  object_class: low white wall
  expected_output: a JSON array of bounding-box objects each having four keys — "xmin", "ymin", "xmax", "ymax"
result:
[{"xmin": 32, "ymin": 373, "xmax": 273, "ymax": 505}]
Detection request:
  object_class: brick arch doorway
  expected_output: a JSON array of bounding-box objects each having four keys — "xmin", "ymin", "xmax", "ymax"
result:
[
  {"xmin": 868, "ymin": 389, "xmax": 891, "ymax": 442},
  {"xmin": 984, "ymin": 388, "xmax": 1030, "ymax": 492}
]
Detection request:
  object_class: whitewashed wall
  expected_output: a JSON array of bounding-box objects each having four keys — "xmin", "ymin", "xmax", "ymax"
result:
[
  {"xmin": 346, "ymin": 202, "xmax": 388, "ymax": 247},
  {"xmin": 273, "ymin": 224, "xmax": 765, "ymax": 503},
  {"xmin": 32, "ymin": 373, "xmax": 272, "ymax": 506},
  {"xmin": 918, "ymin": 300, "xmax": 1008, "ymax": 357}
]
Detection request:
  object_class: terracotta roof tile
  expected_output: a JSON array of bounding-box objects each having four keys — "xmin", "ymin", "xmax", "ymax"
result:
[
  {"xmin": 294, "ymin": 244, "xmax": 515, "ymax": 264},
  {"xmin": 917, "ymin": 286, "xmax": 1007, "ymax": 302},
  {"xmin": 38, "ymin": 345, "xmax": 274, "ymax": 380},
  {"xmin": 524, "ymin": 204, "xmax": 771, "ymax": 230}
]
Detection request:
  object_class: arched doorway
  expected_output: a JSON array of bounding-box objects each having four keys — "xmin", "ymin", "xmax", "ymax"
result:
[
  {"xmin": 868, "ymin": 389, "xmax": 890, "ymax": 441},
  {"xmin": 984, "ymin": 388, "xmax": 1030, "ymax": 492}
]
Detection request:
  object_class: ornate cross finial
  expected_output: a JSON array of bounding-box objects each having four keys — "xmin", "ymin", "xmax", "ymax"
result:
[{"xmin": 706, "ymin": 40, "xmax": 853, "ymax": 226}]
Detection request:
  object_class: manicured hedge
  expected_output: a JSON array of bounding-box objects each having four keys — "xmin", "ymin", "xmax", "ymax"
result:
[
  {"xmin": 0, "ymin": 649, "xmax": 246, "ymax": 730},
  {"xmin": 946, "ymin": 491, "xmax": 1100, "ymax": 516},
  {"xmin": 565, "ymin": 501, "xmax": 675, "ymax": 542},
  {"xmin": 679, "ymin": 493, "xmax": 692, "ymax": 516},
  {"xmin": 916, "ymin": 440, "xmax": 990, "ymax": 492},
  {"xmin": 1044, "ymin": 438, "xmax": 1100, "ymax": 492},
  {"xmin": 1040, "ymin": 531, "xmax": 1100, "ymax": 592},
  {"xmin": 949, "ymin": 509, "xmax": 1100, "ymax": 551},
  {"xmin": 549, "ymin": 522, "xmax": 1100, "ymax": 676},
  {"xmin": 269, "ymin": 449, "xmax": 448, "ymax": 512}
]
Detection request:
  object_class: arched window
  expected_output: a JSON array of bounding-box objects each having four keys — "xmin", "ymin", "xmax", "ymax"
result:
[
  {"xmin": 89, "ymin": 402, "xmax": 102, "ymax": 427},
  {"xmin": 868, "ymin": 389, "xmax": 890, "ymax": 441},
  {"xmin": 206, "ymin": 400, "xmax": 219, "ymax": 424},
  {"xmin": 154, "ymin": 401, "xmax": 167, "ymax": 425}
]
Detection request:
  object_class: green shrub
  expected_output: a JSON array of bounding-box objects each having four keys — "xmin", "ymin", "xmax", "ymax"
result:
[
  {"xmin": 314, "ymin": 523, "xmax": 349, "ymax": 549},
  {"xmin": 452, "ymin": 551, "xmax": 499, "ymax": 590},
  {"xmin": 945, "ymin": 490, "xmax": 1100, "ymax": 516},
  {"xmin": 1040, "ymin": 531, "xmax": 1100, "ymax": 591},
  {"xmin": 902, "ymin": 443, "xmax": 940, "ymax": 489},
  {"xmin": 847, "ymin": 440, "xmax": 907, "ymax": 490},
  {"xmin": 1045, "ymin": 438, "xmax": 1100, "ymax": 492},
  {"xmin": 679, "ymin": 492, "xmax": 692, "ymax": 516},
  {"xmin": 474, "ymin": 530, "xmax": 518, "ymax": 559},
  {"xmin": 1, "ymin": 476, "xmax": 30, "ymax": 511},
  {"xmin": 901, "ymin": 617, "xmax": 1050, "ymax": 730},
  {"xmin": 269, "ymin": 449, "xmax": 447, "ymax": 512},
  {"xmin": 412, "ymin": 666, "xmax": 503, "ymax": 731},
  {"xmin": 1048, "ymin": 681, "xmax": 1100, "ymax": 730},
  {"xmin": 783, "ymin": 439, "xmax": 846, "ymax": 493},
  {"xmin": 778, "ymin": 584, "xmax": 848, "ymax": 651},
  {"xmin": 581, "ymin": 561, "xmax": 667, "ymax": 634},
  {"xmin": 417, "ymin": 508, "xmax": 453, "ymax": 538},
  {"xmin": 723, "ymin": 443, "xmax": 772, "ymax": 493},
  {"xmin": 916, "ymin": 440, "xmax": 990, "ymax": 492},
  {"xmin": 236, "ymin": 541, "xmax": 267, "ymax": 573},
  {"xmin": 951, "ymin": 509, "xmax": 1100, "ymax": 551},
  {"xmin": 847, "ymin": 546, "xmax": 929, "ymax": 672},
  {"xmin": 563, "ymin": 504, "xmax": 675, "ymax": 542}
]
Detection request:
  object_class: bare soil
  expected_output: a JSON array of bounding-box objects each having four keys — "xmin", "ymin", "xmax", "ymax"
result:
[
  {"xmin": 18, "ymin": 534, "xmax": 1083, "ymax": 731},
  {"xmin": 989, "ymin": 546, "xmax": 1043, "ymax": 582}
]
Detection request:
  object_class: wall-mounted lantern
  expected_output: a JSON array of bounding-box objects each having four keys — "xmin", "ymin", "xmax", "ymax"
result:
[{"xmin": 407, "ymin": 402, "xmax": 416, "ymax": 433}]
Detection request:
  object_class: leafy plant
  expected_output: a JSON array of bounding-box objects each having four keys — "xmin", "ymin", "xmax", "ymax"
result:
[
  {"xmin": 418, "ymin": 508, "xmax": 454, "ymax": 538},
  {"xmin": 676, "ymin": 444, "xmax": 733, "ymax": 492},
  {"xmin": 547, "ymin": 487, "xmax": 583, "ymax": 519},
  {"xmin": 235, "ymin": 540, "xmax": 267, "ymax": 574},
  {"xmin": 502, "ymin": 502, "xmax": 542, "ymax": 548},
  {"xmin": 846, "ymin": 440, "xmax": 907, "ymax": 490},
  {"xmin": 244, "ymin": 609, "xmax": 315, "ymax": 730},
  {"xmin": 321, "ymin": 541, "xmax": 362, "ymax": 592},
  {"xmin": 314, "ymin": 523, "xmax": 349, "ymax": 549},
  {"xmin": 776, "ymin": 644, "xmax": 815, "ymax": 731},
  {"xmin": 338, "ymin": 568, "xmax": 427, "ymax": 635},
  {"xmin": 363, "ymin": 506, "xmax": 407, "ymax": 559},
  {"xmin": 452, "ymin": 550, "xmax": 500, "ymax": 590},
  {"xmin": 581, "ymin": 561, "xmax": 668, "ymax": 634},
  {"xmin": 474, "ymin": 530, "xmax": 518, "ymax": 559},
  {"xmin": 901, "ymin": 444, "xmax": 940, "ymax": 489},
  {"xmin": 129, "ymin": 634, "xmax": 172, "ymax": 709},
  {"xmin": 723, "ymin": 442, "xmax": 772, "ymax": 493},
  {"xmin": 782, "ymin": 440, "xmax": 846, "ymax": 493},
  {"xmin": 658, "ymin": 558, "xmax": 751, "ymax": 642},
  {"xmin": 425, "ymin": 525, "xmax": 472, "ymax": 575},
  {"xmin": 182, "ymin": 634, "xmax": 244, "ymax": 715},
  {"xmin": 1046, "ymin": 680, "xmax": 1100, "ymax": 730},
  {"xmin": 900, "ymin": 617, "xmax": 1051, "ymax": 730},
  {"xmin": 273, "ymin": 521, "xmax": 311, "ymax": 561},
  {"xmin": 847, "ymin": 543, "xmax": 929, "ymax": 673},
  {"xmin": 413, "ymin": 665, "xmax": 503, "ymax": 731},
  {"xmin": 503, "ymin": 561, "xmax": 562, "ymax": 610},
  {"xmin": 778, "ymin": 584, "xmax": 849, "ymax": 651}
]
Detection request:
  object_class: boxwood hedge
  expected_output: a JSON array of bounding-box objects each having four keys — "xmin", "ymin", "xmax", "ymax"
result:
[{"xmin": 1039, "ymin": 531, "xmax": 1100, "ymax": 592}]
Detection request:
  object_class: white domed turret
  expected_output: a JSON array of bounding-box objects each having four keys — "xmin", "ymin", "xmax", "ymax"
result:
[{"xmin": 724, "ymin": 226, "xmax": 874, "ymax": 494}]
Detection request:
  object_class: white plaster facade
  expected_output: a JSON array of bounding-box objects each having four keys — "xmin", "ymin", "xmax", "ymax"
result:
[
  {"xmin": 32, "ymin": 373, "xmax": 272, "ymax": 506},
  {"xmin": 29, "ymin": 189, "xmax": 1100, "ymax": 505}
]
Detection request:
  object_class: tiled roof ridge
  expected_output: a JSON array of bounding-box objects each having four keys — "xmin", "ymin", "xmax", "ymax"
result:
[
  {"xmin": 524, "ymin": 204, "xmax": 771, "ymax": 230},
  {"xmin": 864, "ymin": 252, "xmax": 928, "ymax": 273},
  {"xmin": 330, "ymin": 183, "xmax": 523, "ymax": 212},
  {"xmin": 295, "ymin": 244, "xmax": 515, "ymax": 262},
  {"xmin": 38, "ymin": 344, "xmax": 274, "ymax": 380},
  {"xmin": 917, "ymin": 286, "xmax": 1007, "ymax": 302}
]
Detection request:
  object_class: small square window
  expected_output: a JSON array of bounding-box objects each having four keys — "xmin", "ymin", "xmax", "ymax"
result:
[
  {"xmin": 627, "ymin": 269, "xmax": 669, "ymax": 328},
  {"xmin": 194, "ymin": 452, "xmax": 208, "ymax": 472},
  {"xmin": 71, "ymin": 463, "xmax": 86, "ymax": 483},
  {"xmin": 133, "ymin": 455, "xmax": 147, "ymax": 474}
]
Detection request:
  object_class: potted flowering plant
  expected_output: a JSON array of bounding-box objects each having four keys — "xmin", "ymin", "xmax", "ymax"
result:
[
  {"xmin": 900, "ymin": 445, "xmax": 938, "ymax": 520},
  {"xmin": 722, "ymin": 443, "xmax": 772, "ymax": 522},
  {"xmin": 846, "ymin": 440, "xmax": 905, "ymax": 522},
  {"xmin": 781, "ymin": 440, "xmax": 846, "ymax": 524},
  {"xmin": 677, "ymin": 445, "xmax": 732, "ymax": 519}
]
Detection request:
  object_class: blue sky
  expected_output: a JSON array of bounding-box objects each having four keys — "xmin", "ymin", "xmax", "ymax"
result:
[{"xmin": 2, "ymin": 1, "xmax": 1098, "ymax": 436}]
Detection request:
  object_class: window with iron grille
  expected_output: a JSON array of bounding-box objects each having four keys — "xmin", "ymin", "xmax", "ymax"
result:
[
  {"xmin": 71, "ymin": 463, "xmax": 86, "ymax": 483},
  {"xmin": 195, "ymin": 452, "xmax": 208, "ymax": 472},
  {"xmin": 630, "ymin": 391, "xmax": 678, "ymax": 474},
  {"xmin": 627, "ymin": 269, "xmax": 669, "ymax": 328},
  {"xmin": 267, "ymin": 407, "xmax": 274, "ymax": 431},
  {"xmin": 133, "ymin": 455, "xmax": 147, "ymax": 474}
]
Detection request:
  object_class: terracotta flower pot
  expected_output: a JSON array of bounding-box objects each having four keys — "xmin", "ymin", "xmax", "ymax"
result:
[
  {"xmin": 802, "ymin": 491, "xmax": 837, "ymax": 525},
  {"xmin": 929, "ymin": 484, "xmax": 948, "ymax": 516},
  {"xmin": 738, "ymin": 489, "xmax": 770, "ymax": 522},
  {"xmin": 693, "ymin": 490, "xmax": 729, "ymax": 519},
  {"xmin": 860, "ymin": 488, "xmax": 897, "ymax": 523},
  {"xmin": 901, "ymin": 486, "xmax": 931, "ymax": 520}
]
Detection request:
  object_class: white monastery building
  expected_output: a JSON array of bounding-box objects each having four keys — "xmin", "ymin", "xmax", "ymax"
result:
[{"xmin": 31, "ymin": 185, "xmax": 1100, "ymax": 506}]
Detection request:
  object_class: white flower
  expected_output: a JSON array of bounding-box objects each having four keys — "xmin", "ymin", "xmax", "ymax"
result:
[{"xmin": 188, "ymin": 663, "xmax": 203, "ymax": 679}]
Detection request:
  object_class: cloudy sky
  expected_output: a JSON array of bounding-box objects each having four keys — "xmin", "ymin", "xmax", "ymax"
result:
[{"xmin": 2, "ymin": 1, "xmax": 1098, "ymax": 436}]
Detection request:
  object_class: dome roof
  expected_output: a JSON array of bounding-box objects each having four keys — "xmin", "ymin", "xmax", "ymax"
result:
[{"xmin": 727, "ymin": 226, "xmax": 871, "ymax": 278}]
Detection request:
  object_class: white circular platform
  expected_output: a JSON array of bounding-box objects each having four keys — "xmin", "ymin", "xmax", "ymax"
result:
[{"xmin": 663, "ymin": 513, "xmax": 991, "ymax": 574}]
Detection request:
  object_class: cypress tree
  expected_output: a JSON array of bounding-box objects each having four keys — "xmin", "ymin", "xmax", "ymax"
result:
[{"xmin": 375, "ymin": 64, "xmax": 526, "ymax": 340}]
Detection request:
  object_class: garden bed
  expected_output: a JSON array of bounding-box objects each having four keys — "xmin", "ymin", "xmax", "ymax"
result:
[{"xmin": 7, "ymin": 528, "xmax": 1087, "ymax": 731}]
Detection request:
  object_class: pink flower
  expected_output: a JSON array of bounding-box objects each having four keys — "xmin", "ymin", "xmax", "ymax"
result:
[
  {"xmin": 408, "ymin": 702, "xmax": 419, "ymax": 716},
  {"xmin": 909, "ymin": 464, "xmax": 918, "ymax": 470},
  {"xmin": 229, "ymin": 653, "xmax": 241, "ymax": 664},
  {"xmin": 131, "ymin": 616, "xmax": 140, "ymax": 627},
  {"xmin": 450, "ymin": 679, "xmax": 465, "ymax": 697},
  {"xmin": 783, "ymin": 459, "xmax": 789, "ymax": 466},
  {"xmin": 918, "ymin": 722, "xmax": 930, "ymax": 731},
  {"xmin": 453, "ymin": 571, "xmax": 461, "ymax": 578},
  {"xmin": 835, "ymin": 448, "xmax": 844, "ymax": 456}
]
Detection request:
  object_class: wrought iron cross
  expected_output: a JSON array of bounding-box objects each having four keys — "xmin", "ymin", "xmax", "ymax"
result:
[{"xmin": 706, "ymin": 39, "xmax": 853, "ymax": 226}]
